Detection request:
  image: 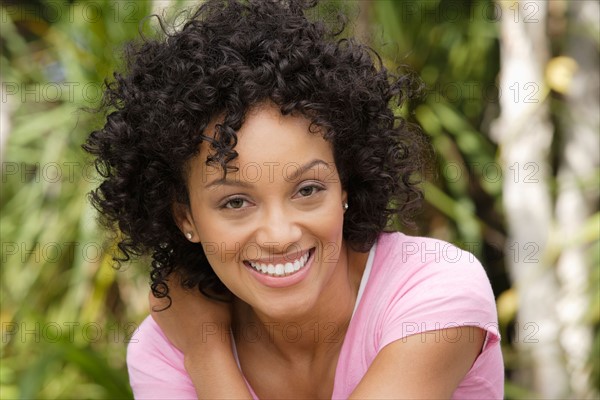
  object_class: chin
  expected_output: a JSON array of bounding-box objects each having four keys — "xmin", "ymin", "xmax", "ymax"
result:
[{"xmin": 254, "ymin": 293, "xmax": 319, "ymax": 321}]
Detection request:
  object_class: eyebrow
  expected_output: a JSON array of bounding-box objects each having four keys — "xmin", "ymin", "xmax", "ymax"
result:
[
  {"xmin": 287, "ymin": 159, "xmax": 331, "ymax": 181},
  {"xmin": 204, "ymin": 159, "xmax": 331, "ymax": 189}
]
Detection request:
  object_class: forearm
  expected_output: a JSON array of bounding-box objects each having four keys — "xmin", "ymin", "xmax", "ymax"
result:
[{"xmin": 184, "ymin": 336, "xmax": 253, "ymax": 400}]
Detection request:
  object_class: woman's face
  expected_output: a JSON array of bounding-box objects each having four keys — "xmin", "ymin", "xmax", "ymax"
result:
[{"xmin": 177, "ymin": 104, "xmax": 348, "ymax": 319}]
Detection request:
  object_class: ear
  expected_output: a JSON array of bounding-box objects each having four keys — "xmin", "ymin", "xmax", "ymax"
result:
[{"xmin": 172, "ymin": 202, "xmax": 200, "ymax": 243}]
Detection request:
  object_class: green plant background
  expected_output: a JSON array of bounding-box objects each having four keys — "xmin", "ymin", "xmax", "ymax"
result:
[{"xmin": 1, "ymin": 0, "xmax": 598, "ymax": 398}]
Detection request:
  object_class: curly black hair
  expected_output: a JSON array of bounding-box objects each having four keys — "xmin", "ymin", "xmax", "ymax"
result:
[{"xmin": 83, "ymin": 0, "xmax": 429, "ymax": 300}]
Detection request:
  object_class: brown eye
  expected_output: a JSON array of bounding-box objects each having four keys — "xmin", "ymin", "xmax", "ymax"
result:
[
  {"xmin": 299, "ymin": 186, "xmax": 316, "ymax": 197},
  {"xmin": 296, "ymin": 184, "xmax": 324, "ymax": 198},
  {"xmin": 224, "ymin": 198, "xmax": 246, "ymax": 209}
]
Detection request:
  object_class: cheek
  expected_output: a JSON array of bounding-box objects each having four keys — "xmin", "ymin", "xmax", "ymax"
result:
[
  {"xmin": 199, "ymin": 229, "xmax": 247, "ymax": 269},
  {"xmin": 194, "ymin": 210, "xmax": 247, "ymax": 268},
  {"xmin": 315, "ymin": 195, "xmax": 345, "ymax": 234},
  {"xmin": 319, "ymin": 210, "xmax": 344, "ymax": 240},
  {"xmin": 307, "ymin": 204, "xmax": 345, "ymax": 260},
  {"xmin": 194, "ymin": 200, "xmax": 238, "ymax": 239},
  {"xmin": 199, "ymin": 241, "xmax": 245, "ymax": 294}
]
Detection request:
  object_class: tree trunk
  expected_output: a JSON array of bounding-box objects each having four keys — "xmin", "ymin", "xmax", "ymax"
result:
[
  {"xmin": 491, "ymin": 1, "xmax": 569, "ymax": 397},
  {"xmin": 554, "ymin": 1, "xmax": 599, "ymax": 398}
]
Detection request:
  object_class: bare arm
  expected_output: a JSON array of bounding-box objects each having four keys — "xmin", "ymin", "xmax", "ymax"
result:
[
  {"xmin": 149, "ymin": 280, "xmax": 252, "ymax": 399},
  {"xmin": 349, "ymin": 326, "xmax": 485, "ymax": 399},
  {"xmin": 182, "ymin": 335, "xmax": 253, "ymax": 400}
]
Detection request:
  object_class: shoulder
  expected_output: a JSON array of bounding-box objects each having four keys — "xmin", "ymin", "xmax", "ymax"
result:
[
  {"xmin": 127, "ymin": 316, "xmax": 196, "ymax": 399},
  {"xmin": 363, "ymin": 233, "xmax": 503, "ymax": 396},
  {"xmin": 364, "ymin": 232, "xmax": 500, "ymax": 346},
  {"xmin": 127, "ymin": 315, "xmax": 184, "ymax": 370},
  {"xmin": 375, "ymin": 231, "xmax": 485, "ymax": 270},
  {"xmin": 371, "ymin": 232, "xmax": 494, "ymax": 299}
]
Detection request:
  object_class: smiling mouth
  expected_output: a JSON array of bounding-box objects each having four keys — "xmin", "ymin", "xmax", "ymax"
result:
[{"xmin": 245, "ymin": 248, "xmax": 314, "ymax": 277}]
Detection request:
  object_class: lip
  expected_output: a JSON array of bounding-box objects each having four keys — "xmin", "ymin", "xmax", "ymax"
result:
[{"xmin": 243, "ymin": 248, "xmax": 315, "ymax": 288}]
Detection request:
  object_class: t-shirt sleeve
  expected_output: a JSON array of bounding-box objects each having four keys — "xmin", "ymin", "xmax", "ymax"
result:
[
  {"xmin": 126, "ymin": 315, "xmax": 197, "ymax": 399},
  {"xmin": 378, "ymin": 238, "xmax": 500, "ymax": 352}
]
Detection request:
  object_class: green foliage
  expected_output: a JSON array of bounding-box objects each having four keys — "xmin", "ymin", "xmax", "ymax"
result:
[
  {"xmin": 1, "ymin": 0, "xmax": 165, "ymax": 397},
  {"xmin": 371, "ymin": 0, "xmax": 502, "ymax": 248}
]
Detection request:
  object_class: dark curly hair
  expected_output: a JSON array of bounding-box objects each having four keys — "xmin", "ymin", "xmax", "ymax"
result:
[{"xmin": 83, "ymin": 0, "xmax": 429, "ymax": 301}]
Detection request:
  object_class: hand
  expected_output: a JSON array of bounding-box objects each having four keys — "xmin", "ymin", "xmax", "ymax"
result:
[
  {"xmin": 148, "ymin": 277, "xmax": 252, "ymax": 399},
  {"xmin": 148, "ymin": 275, "xmax": 233, "ymax": 356}
]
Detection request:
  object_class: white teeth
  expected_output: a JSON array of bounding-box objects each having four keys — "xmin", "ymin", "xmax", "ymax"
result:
[
  {"xmin": 248, "ymin": 250, "xmax": 311, "ymax": 277},
  {"xmin": 284, "ymin": 263, "xmax": 293, "ymax": 274}
]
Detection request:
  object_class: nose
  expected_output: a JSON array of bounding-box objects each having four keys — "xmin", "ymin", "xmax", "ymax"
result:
[{"xmin": 255, "ymin": 204, "xmax": 302, "ymax": 253}]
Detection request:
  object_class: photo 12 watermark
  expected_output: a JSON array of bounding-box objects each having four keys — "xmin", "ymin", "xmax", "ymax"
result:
[
  {"xmin": 441, "ymin": 161, "xmax": 540, "ymax": 185},
  {"xmin": 426, "ymin": 81, "xmax": 541, "ymax": 105},
  {"xmin": 397, "ymin": 1, "xmax": 541, "ymax": 24},
  {"xmin": 1, "ymin": 241, "xmax": 104, "ymax": 264},
  {"xmin": 2, "ymin": 161, "xmax": 100, "ymax": 184},
  {"xmin": 2, "ymin": 1, "xmax": 144, "ymax": 25},
  {"xmin": 2, "ymin": 321, "xmax": 139, "ymax": 344},
  {"xmin": 2, "ymin": 82, "xmax": 103, "ymax": 105}
]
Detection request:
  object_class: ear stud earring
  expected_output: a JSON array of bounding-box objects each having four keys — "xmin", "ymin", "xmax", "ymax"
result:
[
  {"xmin": 185, "ymin": 232, "xmax": 193, "ymax": 240},
  {"xmin": 343, "ymin": 202, "xmax": 349, "ymax": 211}
]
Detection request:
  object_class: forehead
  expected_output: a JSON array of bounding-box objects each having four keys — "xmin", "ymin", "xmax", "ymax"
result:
[{"xmin": 196, "ymin": 104, "xmax": 336, "ymax": 181}]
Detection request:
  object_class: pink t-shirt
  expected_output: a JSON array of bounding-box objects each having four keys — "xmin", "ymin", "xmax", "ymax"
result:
[{"xmin": 127, "ymin": 232, "xmax": 504, "ymax": 399}]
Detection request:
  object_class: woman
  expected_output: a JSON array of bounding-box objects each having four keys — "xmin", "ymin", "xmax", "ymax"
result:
[{"xmin": 84, "ymin": 0, "xmax": 503, "ymax": 398}]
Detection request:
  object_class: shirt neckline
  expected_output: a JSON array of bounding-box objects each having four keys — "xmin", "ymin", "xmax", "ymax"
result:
[{"xmin": 352, "ymin": 239, "xmax": 377, "ymax": 317}]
